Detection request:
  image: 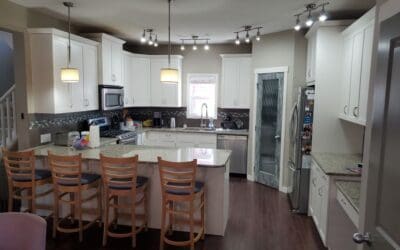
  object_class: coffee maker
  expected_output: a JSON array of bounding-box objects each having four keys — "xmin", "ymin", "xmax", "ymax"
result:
[{"xmin": 153, "ymin": 112, "xmax": 162, "ymax": 128}]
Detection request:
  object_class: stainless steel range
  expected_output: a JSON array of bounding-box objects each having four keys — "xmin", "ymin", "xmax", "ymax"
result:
[{"xmin": 88, "ymin": 117, "xmax": 137, "ymax": 145}]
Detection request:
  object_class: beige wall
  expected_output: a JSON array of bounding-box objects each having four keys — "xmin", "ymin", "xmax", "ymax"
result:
[
  {"xmin": 0, "ymin": 0, "xmax": 70, "ymax": 149},
  {"xmin": 249, "ymin": 30, "xmax": 307, "ymax": 188}
]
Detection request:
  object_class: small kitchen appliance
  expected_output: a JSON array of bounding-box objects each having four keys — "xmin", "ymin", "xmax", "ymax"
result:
[{"xmin": 99, "ymin": 85, "xmax": 124, "ymax": 111}]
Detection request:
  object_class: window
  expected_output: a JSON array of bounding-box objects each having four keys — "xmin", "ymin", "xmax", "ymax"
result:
[{"xmin": 187, "ymin": 74, "xmax": 218, "ymax": 119}]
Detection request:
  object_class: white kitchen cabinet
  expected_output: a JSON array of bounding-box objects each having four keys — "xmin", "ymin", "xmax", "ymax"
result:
[
  {"xmin": 220, "ymin": 54, "xmax": 252, "ymax": 109},
  {"xmin": 309, "ymin": 160, "xmax": 329, "ymax": 244},
  {"xmin": 28, "ymin": 28, "xmax": 99, "ymax": 114},
  {"xmin": 306, "ymin": 33, "xmax": 317, "ymax": 83},
  {"xmin": 150, "ymin": 56, "xmax": 183, "ymax": 107},
  {"xmin": 144, "ymin": 131, "xmax": 217, "ymax": 148},
  {"xmin": 122, "ymin": 52, "xmax": 133, "ymax": 106},
  {"xmin": 87, "ymin": 33, "xmax": 125, "ymax": 86},
  {"xmin": 339, "ymin": 9, "xmax": 375, "ymax": 126}
]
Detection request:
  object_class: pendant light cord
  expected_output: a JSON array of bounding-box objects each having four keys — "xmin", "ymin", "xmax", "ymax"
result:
[
  {"xmin": 168, "ymin": 0, "xmax": 171, "ymax": 67},
  {"xmin": 68, "ymin": 4, "xmax": 71, "ymax": 67}
]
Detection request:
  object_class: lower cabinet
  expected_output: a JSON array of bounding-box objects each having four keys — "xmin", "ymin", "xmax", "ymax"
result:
[
  {"xmin": 309, "ymin": 160, "xmax": 329, "ymax": 244},
  {"xmin": 143, "ymin": 131, "xmax": 217, "ymax": 148}
]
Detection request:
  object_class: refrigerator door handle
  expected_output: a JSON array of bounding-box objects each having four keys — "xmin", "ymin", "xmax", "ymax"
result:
[{"xmin": 288, "ymin": 160, "xmax": 297, "ymax": 172}]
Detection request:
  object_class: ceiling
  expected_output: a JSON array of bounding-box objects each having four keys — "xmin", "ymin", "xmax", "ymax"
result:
[{"xmin": 10, "ymin": 0, "xmax": 375, "ymax": 44}]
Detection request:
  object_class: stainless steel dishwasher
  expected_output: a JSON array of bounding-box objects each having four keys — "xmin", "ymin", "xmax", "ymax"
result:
[{"xmin": 217, "ymin": 135, "xmax": 248, "ymax": 174}]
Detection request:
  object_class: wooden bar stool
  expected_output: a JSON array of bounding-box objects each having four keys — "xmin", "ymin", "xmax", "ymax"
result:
[
  {"xmin": 158, "ymin": 157, "xmax": 205, "ymax": 250},
  {"xmin": 48, "ymin": 151, "xmax": 102, "ymax": 242},
  {"xmin": 2, "ymin": 148, "xmax": 52, "ymax": 213},
  {"xmin": 100, "ymin": 154, "xmax": 149, "ymax": 248}
]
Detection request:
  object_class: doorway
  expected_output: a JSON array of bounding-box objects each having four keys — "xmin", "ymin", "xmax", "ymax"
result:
[{"xmin": 254, "ymin": 71, "xmax": 286, "ymax": 189}]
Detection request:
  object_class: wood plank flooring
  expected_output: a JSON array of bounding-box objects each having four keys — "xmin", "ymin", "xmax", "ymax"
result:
[{"xmin": 46, "ymin": 177, "xmax": 326, "ymax": 250}]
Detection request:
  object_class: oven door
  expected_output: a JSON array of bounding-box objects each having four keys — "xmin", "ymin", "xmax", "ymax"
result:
[{"xmin": 100, "ymin": 86, "xmax": 124, "ymax": 111}]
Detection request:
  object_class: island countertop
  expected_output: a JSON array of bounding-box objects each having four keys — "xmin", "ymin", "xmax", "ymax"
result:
[{"xmin": 32, "ymin": 144, "xmax": 231, "ymax": 168}]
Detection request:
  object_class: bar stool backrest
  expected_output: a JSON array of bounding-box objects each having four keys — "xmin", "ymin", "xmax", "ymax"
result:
[
  {"xmin": 100, "ymin": 154, "xmax": 138, "ymax": 190},
  {"xmin": 2, "ymin": 148, "xmax": 35, "ymax": 182},
  {"xmin": 157, "ymin": 157, "xmax": 197, "ymax": 196},
  {"xmin": 48, "ymin": 151, "xmax": 82, "ymax": 187}
]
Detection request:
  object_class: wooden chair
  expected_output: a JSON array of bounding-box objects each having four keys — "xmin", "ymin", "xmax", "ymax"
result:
[
  {"xmin": 158, "ymin": 157, "xmax": 205, "ymax": 250},
  {"xmin": 100, "ymin": 154, "xmax": 149, "ymax": 248},
  {"xmin": 2, "ymin": 148, "xmax": 52, "ymax": 213},
  {"xmin": 48, "ymin": 151, "xmax": 101, "ymax": 242}
]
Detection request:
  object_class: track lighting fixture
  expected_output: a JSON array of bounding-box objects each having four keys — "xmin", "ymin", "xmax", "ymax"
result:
[
  {"xmin": 294, "ymin": 2, "xmax": 329, "ymax": 31},
  {"xmin": 180, "ymin": 36, "xmax": 211, "ymax": 52},
  {"xmin": 233, "ymin": 25, "xmax": 262, "ymax": 45},
  {"xmin": 140, "ymin": 28, "xmax": 159, "ymax": 47}
]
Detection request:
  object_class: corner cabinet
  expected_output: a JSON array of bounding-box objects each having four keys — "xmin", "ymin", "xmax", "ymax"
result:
[
  {"xmin": 150, "ymin": 56, "xmax": 183, "ymax": 107},
  {"xmin": 339, "ymin": 8, "xmax": 375, "ymax": 126},
  {"xmin": 220, "ymin": 54, "xmax": 252, "ymax": 109},
  {"xmin": 86, "ymin": 33, "xmax": 125, "ymax": 86},
  {"xmin": 28, "ymin": 28, "xmax": 99, "ymax": 114}
]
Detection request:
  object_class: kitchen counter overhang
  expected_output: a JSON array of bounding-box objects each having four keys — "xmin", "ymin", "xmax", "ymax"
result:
[{"xmin": 30, "ymin": 143, "xmax": 231, "ymax": 236}]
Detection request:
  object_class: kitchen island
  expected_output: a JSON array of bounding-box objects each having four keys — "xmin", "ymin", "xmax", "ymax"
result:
[{"xmin": 31, "ymin": 144, "xmax": 231, "ymax": 236}]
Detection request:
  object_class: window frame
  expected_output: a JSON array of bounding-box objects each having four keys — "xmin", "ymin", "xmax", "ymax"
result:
[{"xmin": 186, "ymin": 73, "xmax": 218, "ymax": 119}]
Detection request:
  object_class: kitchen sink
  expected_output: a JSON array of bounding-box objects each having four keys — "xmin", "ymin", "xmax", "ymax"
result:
[{"xmin": 183, "ymin": 127, "xmax": 216, "ymax": 132}]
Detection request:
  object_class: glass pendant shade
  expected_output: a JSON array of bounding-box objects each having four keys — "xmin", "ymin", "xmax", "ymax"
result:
[
  {"xmin": 61, "ymin": 67, "xmax": 79, "ymax": 83},
  {"xmin": 160, "ymin": 68, "xmax": 179, "ymax": 84}
]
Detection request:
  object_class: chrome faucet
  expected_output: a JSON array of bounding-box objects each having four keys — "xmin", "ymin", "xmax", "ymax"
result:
[{"xmin": 200, "ymin": 103, "xmax": 208, "ymax": 128}]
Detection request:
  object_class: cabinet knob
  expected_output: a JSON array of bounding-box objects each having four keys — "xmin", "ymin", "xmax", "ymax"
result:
[{"xmin": 344, "ymin": 105, "xmax": 348, "ymax": 115}]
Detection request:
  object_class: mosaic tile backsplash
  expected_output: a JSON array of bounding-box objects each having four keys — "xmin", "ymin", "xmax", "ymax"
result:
[{"xmin": 28, "ymin": 107, "xmax": 249, "ymax": 147}]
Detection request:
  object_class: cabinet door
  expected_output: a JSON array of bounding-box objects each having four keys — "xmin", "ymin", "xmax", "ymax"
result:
[
  {"xmin": 318, "ymin": 173, "xmax": 329, "ymax": 242},
  {"xmin": 53, "ymin": 37, "xmax": 71, "ymax": 113},
  {"xmin": 82, "ymin": 44, "xmax": 98, "ymax": 110},
  {"xmin": 132, "ymin": 56, "xmax": 151, "ymax": 106},
  {"xmin": 150, "ymin": 58, "xmax": 181, "ymax": 107},
  {"xmin": 309, "ymin": 162, "xmax": 321, "ymax": 222},
  {"xmin": 358, "ymin": 22, "xmax": 374, "ymax": 124},
  {"xmin": 340, "ymin": 36, "xmax": 353, "ymax": 117},
  {"xmin": 101, "ymin": 38, "xmax": 112, "ymax": 85},
  {"xmin": 349, "ymin": 31, "xmax": 364, "ymax": 119},
  {"xmin": 69, "ymin": 41, "xmax": 84, "ymax": 112},
  {"xmin": 122, "ymin": 54, "xmax": 133, "ymax": 107},
  {"xmin": 111, "ymin": 42, "xmax": 122, "ymax": 86},
  {"xmin": 221, "ymin": 58, "xmax": 238, "ymax": 108},
  {"xmin": 238, "ymin": 57, "xmax": 252, "ymax": 108}
]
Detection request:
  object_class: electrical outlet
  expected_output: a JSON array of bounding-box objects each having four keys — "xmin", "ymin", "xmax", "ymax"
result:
[{"xmin": 40, "ymin": 133, "xmax": 51, "ymax": 144}]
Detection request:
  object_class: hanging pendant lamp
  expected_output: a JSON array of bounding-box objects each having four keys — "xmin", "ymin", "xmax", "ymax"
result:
[
  {"xmin": 61, "ymin": 2, "xmax": 79, "ymax": 83},
  {"xmin": 160, "ymin": 0, "xmax": 179, "ymax": 84}
]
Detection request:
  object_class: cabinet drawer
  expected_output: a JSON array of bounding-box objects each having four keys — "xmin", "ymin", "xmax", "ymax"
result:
[
  {"xmin": 337, "ymin": 189, "xmax": 359, "ymax": 227},
  {"xmin": 146, "ymin": 131, "xmax": 174, "ymax": 141}
]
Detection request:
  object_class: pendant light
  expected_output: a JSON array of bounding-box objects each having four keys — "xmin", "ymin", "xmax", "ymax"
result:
[
  {"xmin": 61, "ymin": 2, "xmax": 79, "ymax": 83},
  {"xmin": 160, "ymin": 0, "xmax": 179, "ymax": 84}
]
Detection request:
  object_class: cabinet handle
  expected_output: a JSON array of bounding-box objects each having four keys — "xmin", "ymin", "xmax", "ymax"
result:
[
  {"xmin": 112, "ymin": 74, "xmax": 116, "ymax": 82},
  {"xmin": 318, "ymin": 187, "xmax": 323, "ymax": 196},
  {"xmin": 132, "ymin": 96, "xmax": 135, "ymax": 104},
  {"xmin": 344, "ymin": 105, "xmax": 348, "ymax": 115},
  {"xmin": 353, "ymin": 107, "xmax": 359, "ymax": 117},
  {"xmin": 312, "ymin": 178, "xmax": 317, "ymax": 187}
]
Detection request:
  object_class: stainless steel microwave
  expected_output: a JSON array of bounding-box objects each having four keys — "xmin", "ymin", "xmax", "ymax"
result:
[{"xmin": 99, "ymin": 85, "xmax": 124, "ymax": 111}]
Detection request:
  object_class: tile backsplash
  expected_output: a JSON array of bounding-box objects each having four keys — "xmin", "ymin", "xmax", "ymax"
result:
[{"xmin": 28, "ymin": 107, "xmax": 249, "ymax": 147}]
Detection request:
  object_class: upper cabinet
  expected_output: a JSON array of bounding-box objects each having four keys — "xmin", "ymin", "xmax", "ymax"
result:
[
  {"xmin": 122, "ymin": 52, "xmax": 151, "ymax": 107},
  {"xmin": 306, "ymin": 33, "xmax": 317, "ymax": 84},
  {"xmin": 86, "ymin": 33, "xmax": 125, "ymax": 86},
  {"xmin": 339, "ymin": 8, "xmax": 375, "ymax": 126},
  {"xmin": 122, "ymin": 53, "xmax": 182, "ymax": 107},
  {"xmin": 28, "ymin": 28, "xmax": 99, "ymax": 114},
  {"xmin": 220, "ymin": 54, "xmax": 252, "ymax": 109},
  {"xmin": 150, "ymin": 56, "xmax": 183, "ymax": 107}
]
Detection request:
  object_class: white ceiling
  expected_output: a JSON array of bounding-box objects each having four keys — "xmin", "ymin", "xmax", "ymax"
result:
[{"xmin": 10, "ymin": 0, "xmax": 375, "ymax": 44}]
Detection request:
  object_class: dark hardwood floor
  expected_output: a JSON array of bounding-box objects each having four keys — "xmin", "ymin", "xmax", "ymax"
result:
[{"xmin": 46, "ymin": 177, "xmax": 326, "ymax": 250}]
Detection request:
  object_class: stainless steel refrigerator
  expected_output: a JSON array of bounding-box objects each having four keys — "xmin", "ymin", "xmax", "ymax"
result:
[{"xmin": 287, "ymin": 86, "xmax": 314, "ymax": 214}]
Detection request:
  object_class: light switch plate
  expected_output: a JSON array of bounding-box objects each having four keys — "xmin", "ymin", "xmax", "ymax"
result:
[{"xmin": 40, "ymin": 133, "xmax": 51, "ymax": 144}]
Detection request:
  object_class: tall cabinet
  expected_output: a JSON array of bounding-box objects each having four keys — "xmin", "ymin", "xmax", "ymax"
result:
[
  {"xmin": 220, "ymin": 54, "xmax": 252, "ymax": 109},
  {"xmin": 339, "ymin": 8, "xmax": 375, "ymax": 126},
  {"xmin": 28, "ymin": 28, "xmax": 99, "ymax": 114}
]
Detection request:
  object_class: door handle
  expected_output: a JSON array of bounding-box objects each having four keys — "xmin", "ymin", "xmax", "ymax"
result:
[
  {"xmin": 353, "ymin": 232, "xmax": 372, "ymax": 245},
  {"xmin": 274, "ymin": 135, "xmax": 281, "ymax": 140}
]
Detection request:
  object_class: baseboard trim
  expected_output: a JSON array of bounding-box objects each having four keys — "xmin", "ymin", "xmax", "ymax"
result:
[
  {"xmin": 279, "ymin": 186, "xmax": 289, "ymax": 193},
  {"xmin": 246, "ymin": 174, "xmax": 255, "ymax": 181}
]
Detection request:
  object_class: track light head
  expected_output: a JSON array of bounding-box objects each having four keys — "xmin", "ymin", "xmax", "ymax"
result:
[
  {"xmin": 294, "ymin": 15, "xmax": 301, "ymax": 31},
  {"xmin": 256, "ymin": 29, "xmax": 261, "ymax": 41},
  {"xmin": 245, "ymin": 31, "xmax": 250, "ymax": 43},
  {"xmin": 319, "ymin": 5, "xmax": 328, "ymax": 22},
  {"xmin": 235, "ymin": 32, "xmax": 240, "ymax": 45},
  {"xmin": 192, "ymin": 45, "xmax": 197, "ymax": 50},
  {"xmin": 306, "ymin": 11, "xmax": 314, "ymax": 27},
  {"xmin": 204, "ymin": 40, "xmax": 210, "ymax": 50},
  {"xmin": 180, "ymin": 45, "xmax": 185, "ymax": 51},
  {"xmin": 141, "ymin": 30, "xmax": 147, "ymax": 43}
]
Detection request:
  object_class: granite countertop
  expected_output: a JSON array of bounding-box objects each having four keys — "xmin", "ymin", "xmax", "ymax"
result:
[
  {"xmin": 136, "ymin": 127, "xmax": 249, "ymax": 136},
  {"xmin": 32, "ymin": 144, "xmax": 231, "ymax": 168},
  {"xmin": 336, "ymin": 180, "xmax": 361, "ymax": 212},
  {"xmin": 311, "ymin": 152, "xmax": 362, "ymax": 176}
]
